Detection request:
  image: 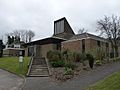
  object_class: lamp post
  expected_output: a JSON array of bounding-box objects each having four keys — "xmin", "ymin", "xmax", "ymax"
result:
[{"xmin": 19, "ymin": 50, "xmax": 24, "ymax": 70}]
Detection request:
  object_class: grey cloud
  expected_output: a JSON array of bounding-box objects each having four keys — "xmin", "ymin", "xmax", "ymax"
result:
[{"xmin": 0, "ymin": 0, "xmax": 120, "ymax": 42}]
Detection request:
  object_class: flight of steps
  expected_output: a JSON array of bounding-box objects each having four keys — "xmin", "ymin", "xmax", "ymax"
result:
[{"xmin": 27, "ymin": 57, "xmax": 49, "ymax": 77}]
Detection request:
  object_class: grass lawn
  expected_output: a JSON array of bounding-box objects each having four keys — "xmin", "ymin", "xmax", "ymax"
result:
[
  {"xmin": 86, "ymin": 72, "xmax": 120, "ymax": 90},
  {"xmin": 0, "ymin": 57, "xmax": 30, "ymax": 76}
]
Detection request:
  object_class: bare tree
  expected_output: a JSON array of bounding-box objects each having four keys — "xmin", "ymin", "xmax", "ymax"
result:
[
  {"xmin": 27, "ymin": 30, "xmax": 35, "ymax": 42},
  {"xmin": 13, "ymin": 30, "xmax": 20, "ymax": 37},
  {"xmin": 78, "ymin": 28, "xmax": 87, "ymax": 34},
  {"xmin": 97, "ymin": 15, "xmax": 120, "ymax": 57},
  {"xmin": 5, "ymin": 29, "xmax": 35, "ymax": 44},
  {"xmin": 19, "ymin": 30, "xmax": 26, "ymax": 42}
]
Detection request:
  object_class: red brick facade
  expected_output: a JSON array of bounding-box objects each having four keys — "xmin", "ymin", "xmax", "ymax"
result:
[
  {"xmin": 62, "ymin": 38, "xmax": 109, "ymax": 56},
  {"xmin": 62, "ymin": 40, "xmax": 81, "ymax": 53}
]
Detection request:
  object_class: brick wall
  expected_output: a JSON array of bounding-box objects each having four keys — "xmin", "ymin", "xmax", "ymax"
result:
[
  {"xmin": 40, "ymin": 44, "xmax": 56, "ymax": 57},
  {"xmin": 85, "ymin": 39, "xmax": 91, "ymax": 53},
  {"xmin": 87, "ymin": 39, "xmax": 109, "ymax": 57},
  {"xmin": 62, "ymin": 38, "xmax": 109, "ymax": 57},
  {"xmin": 62, "ymin": 40, "xmax": 81, "ymax": 53}
]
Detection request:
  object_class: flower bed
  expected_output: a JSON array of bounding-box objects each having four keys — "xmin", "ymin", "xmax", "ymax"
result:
[{"xmin": 50, "ymin": 62, "xmax": 89, "ymax": 81}]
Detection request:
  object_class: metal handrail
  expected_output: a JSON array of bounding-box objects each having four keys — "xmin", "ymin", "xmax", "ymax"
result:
[
  {"xmin": 27, "ymin": 53, "xmax": 34, "ymax": 76},
  {"xmin": 45, "ymin": 57, "xmax": 51, "ymax": 76},
  {"xmin": 28, "ymin": 53, "xmax": 34, "ymax": 67}
]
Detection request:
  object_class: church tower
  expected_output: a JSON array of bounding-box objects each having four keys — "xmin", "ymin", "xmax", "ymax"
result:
[{"xmin": 53, "ymin": 17, "xmax": 75, "ymax": 39}]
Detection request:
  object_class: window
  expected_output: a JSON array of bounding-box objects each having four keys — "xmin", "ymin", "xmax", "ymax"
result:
[
  {"xmin": 82, "ymin": 39, "xmax": 85, "ymax": 53},
  {"xmin": 106, "ymin": 42, "xmax": 109, "ymax": 57},
  {"xmin": 56, "ymin": 43, "xmax": 61, "ymax": 50},
  {"xmin": 97, "ymin": 41, "xmax": 101, "ymax": 47},
  {"xmin": 54, "ymin": 20, "xmax": 64, "ymax": 35},
  {"xmin": 106, "ymin": 43, "xmax": 109, "ymax": 47}
]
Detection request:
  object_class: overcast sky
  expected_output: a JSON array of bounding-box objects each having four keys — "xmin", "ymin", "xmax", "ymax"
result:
[{"xmin": 0, "ymin": 0, "xmax": 120, "ymax": 42}]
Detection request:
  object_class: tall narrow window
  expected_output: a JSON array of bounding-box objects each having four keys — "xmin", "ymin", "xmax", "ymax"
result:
[
  {"xmin": 56, "ymin": 43, "xmax": 61, "ymax": 50},
  {"xmin": 106, "ymin": 42, "xmax": 109, "ymax": 57},
  {"xmin": 82, "ymin": 39, "xmax": 85, "ymax": 53},
  {"xmin": 54, "ymin": 20, "xmax": 64, "ymax": 35},
  {"xmin": 97, "ymin": 41, "xmax": 101, "ymax": 47},
  {"xmin": 106, "ymin": 42, "xmax": 109, "ymax": 47}
]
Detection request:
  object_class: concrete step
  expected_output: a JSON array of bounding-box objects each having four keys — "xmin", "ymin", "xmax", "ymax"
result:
[
  {"xmin": 31, "ymin": 65, "xmax": 47, "ymax": 68},
  {"xmin": 30, "ymin": 68, "xmax": 49, "ymax": 76},
  {"xmin": 32, "ymin": 61, "xmax": 46, "ymax": 65},
  {"xmin": 28, "ymin": 75, "xmax": 49, "ymax": 77},
  {"xmin": 27, "ymin": 57, "xmax": 49, "ymax": 77},
  {"xmin": 31, "ymin": 67, "xmax": 48, "ymax": 71},
  {"xmin": 32, "ymin": 58, "xmax": 46, "ymax": 65},
  {"xmin": 30, "ymin": 66, "xmax": 48, "ymax": 72}
]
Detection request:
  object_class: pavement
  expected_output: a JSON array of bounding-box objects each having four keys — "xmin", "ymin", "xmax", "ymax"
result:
[
  {"xmin": 22, "ymin": 61, "xmax": 120, "ymax": 90},
  {"xmin": 0, "ymin": 69, "xmax": 24, "ymax": 90}
]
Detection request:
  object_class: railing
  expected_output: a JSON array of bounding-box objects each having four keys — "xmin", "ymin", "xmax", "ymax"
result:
[
  {"xmin": 27, "ymin": 53, "xmax": 34, "ymax": 76},
  {"xmin": 45, "ymin": 57, "xmax": 51, "ymax": 76}
]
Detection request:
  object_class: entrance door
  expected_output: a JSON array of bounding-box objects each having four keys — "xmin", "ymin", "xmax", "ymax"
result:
[
  {"xmin": 28, "ymin": 46, "xmax": 34, "ymax": 56},
  {"xmin": 35, "ymin": 45, "xmax": 42, "ymax": 57}
]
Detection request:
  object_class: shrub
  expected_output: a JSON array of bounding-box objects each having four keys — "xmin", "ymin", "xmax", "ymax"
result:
[
  {"xmin": 47, "ymin": 51, "xmax": 53, "ymax": 60},
  {"xmin": 64, "ymin": 67, "xmax": 73, "ymax": 75},
  {"xmin": 62, "ymin": 50, "xmax": 69, "ymax": 55},
  {"xmin": 112, "ymin": 57, "xmax": 120, "ymax": 62},
  {"xmin": 95, "ymin": 47, "xmax": 106, "ymax": 61},
  {"xmin": 62, "ymin": 50, "xmax": 71, "ymax": 61},
  {"xmin": 95, "ymin": 60, "xmax": 102, "ymax": 66},
  {"xmin": 79, "ymin": 53, "xmax": 87, "ymax": 66},
  {"xmin": 73, "ymin": 52, "xmax": 81, "ymax": 62},
  {"xmin": 62, "ymin": 50, "xmax": 82, "ymax": 62},
  {"xmin": 50, "ymin": 60, "xmax": 65, "ymax": 67},
  {"xmin": 81, "ymin": 53, "xmax": 87, "ymax": 61},
  {"xmin": 64, "ymin": 62, "xmax": 76, "ymax": 70},
  {"xmin": 86, "ymin": 53, "xmax": 94, "ymax": 69},
  {"xmin": 47, "ymin": 50, "xmax": 61, "ymax": 61}
]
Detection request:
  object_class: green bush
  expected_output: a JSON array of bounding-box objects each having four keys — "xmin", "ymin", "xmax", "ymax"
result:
[
  {"xmin": 73, "ymin": 52, "xmax": 81, "ymax": 62},
  {"xmin": 79, "ymin": 53, "xmax": 87, "ymax": 66},
  {"xmin": 116, "ymin": 57, "xmax": 120, "ymax": 61},
  {"xmin": 95, "ymin": 60, "xmax": 102, "ymax": 66},
  {"xmin": 62, "ymin": 50, "xmax": 82, "ymax": 62},
  {"xmin": 64, "ymin": 67, "xmax": 73, "ymax": 75},
  {"xmin": 97, "ymin": 47, "xmax": 106, "ymax": 60},
  {"xmin": 86, "ymin": 53, "xmax": 95, "ymax": 69},
  {"xmin": 50, "ymin": 60, "xmax": 65, "ymax": 67},
  {"xmin": 109, "ymin": 57, "xmax": 118, "ymax": 62},
  {"xmin": 62, "ymin": 50, "xmax": 71, "ymax": 61},
  {"xmin": 47, "ymin": 50, "xmax": 61, "ymax": 61},
  {"xmin": 47, "ymin": 51, "xmax": 53, "ymax": 60},
  {"xmin": 62, "ymin": 50, "xmax": 69, "ymax": 55},
  {"xmin": 81, "ymin": 53, "xmax": 87, "ymax": 61},
  {"xmin": 64, "ymin": 62, "xmax": 76, "ymax": 70}
]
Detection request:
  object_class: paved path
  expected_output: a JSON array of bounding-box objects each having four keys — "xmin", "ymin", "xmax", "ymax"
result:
[
  {"xmin": 0, "ymin": 69, "xmax": 24, "ymax": 90},
  {"xmin": 22, "ymin": 62, "xmax": 120, "ymax": 90}
]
